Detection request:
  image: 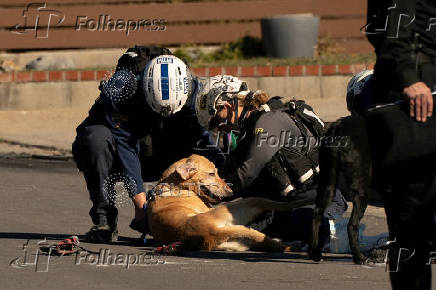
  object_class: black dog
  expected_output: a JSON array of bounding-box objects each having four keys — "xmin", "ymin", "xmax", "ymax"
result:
[
  {"xmin": 311, "ymin": 102, "xmax": 436, "ymax": 265},
  {"xmin": 310, "ymin": 115, "xmax": 372, "ymax": 264}
]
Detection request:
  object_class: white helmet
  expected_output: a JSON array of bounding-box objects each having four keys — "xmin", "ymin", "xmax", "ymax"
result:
[
  {"xmin": 346, "ymin": 69, "xmax": 374, "ymax": 114},
  {"xmin": 143, "ymin": 55, "xmax": 193, "ymax": 117},
  {"xmin": 195, "ymin": 75, "xmax": 249, "ymax": 128}
]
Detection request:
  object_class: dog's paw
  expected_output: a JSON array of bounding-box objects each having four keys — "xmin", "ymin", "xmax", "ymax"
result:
[
  {"xmin": 309, "ymin": 252, "xmax": 323, "ymax": 262},
  {"xmin": 283, "ymin": 246, "xmax": 292, "ymax": 253},
  {"xmin": 308, "ymin": 246, "xmax": 323, "ymax": 262},
  {"xmin": 352, "ymin": 254, "xmax": 368, "ymax": 265},
  {"xmin": 364, "ymin": 248, "xmax": 387, "ymax": 264},
  {"xmin": 282, "ymin": 241, "xmax": 306, "ymax": 253}
]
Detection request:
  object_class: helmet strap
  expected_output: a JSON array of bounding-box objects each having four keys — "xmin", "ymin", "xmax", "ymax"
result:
[
  {"xmin": 233, "ymin": 97, "xmax": 239, "ymax": 127},
  {"xmin": 227, "ymin": 97, "xmax": 252, "ymax": 130},
  {"xmin": 239, "ymin": 105, "xmax": 251, "ymax": 125}
]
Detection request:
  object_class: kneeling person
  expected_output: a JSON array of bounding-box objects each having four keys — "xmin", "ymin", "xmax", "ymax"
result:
[
  {"xmin": 72, "ymin": 47, "xmax": 198, "ymax": 242},
  {"xmin": 195, "ymin": 75, "xmax": 347, "ymax": 244}
]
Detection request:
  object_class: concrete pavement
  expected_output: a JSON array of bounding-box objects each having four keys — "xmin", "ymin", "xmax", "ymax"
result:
[{"xmin": 0, "ymin": 157, "xmax": 413, "ymax": 290}]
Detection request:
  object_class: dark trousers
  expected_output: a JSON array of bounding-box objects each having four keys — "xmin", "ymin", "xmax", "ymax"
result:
[
  {"xmin": 383, "ymin": 177, "xmax": 436, "ymax": 290},
  {"xmin": 72, "ymin": 125, "xmax": 119, "ymax": 230},
  {"xmin": 264, "ymin": 189, "xmax": 347, "ymax": 245},
  {"xmin": 375, "ymin": 59, "xmax": 436, "ymax": 289}
]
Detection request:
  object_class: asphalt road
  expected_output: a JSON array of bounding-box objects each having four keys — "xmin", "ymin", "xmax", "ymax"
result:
[{"xmin": 0, "ymin": 157, "xmax": 433, "ymax": 290}]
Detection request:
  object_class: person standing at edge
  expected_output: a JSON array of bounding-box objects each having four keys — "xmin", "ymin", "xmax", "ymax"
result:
[{"xmin": 366, "ymin": 1, "xmax": 436, "ymax": 288}]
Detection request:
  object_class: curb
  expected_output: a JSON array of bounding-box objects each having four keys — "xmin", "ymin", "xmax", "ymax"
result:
[{"xmin": 0, "ymin": 139, "xmax": 72, "ymax": 160}]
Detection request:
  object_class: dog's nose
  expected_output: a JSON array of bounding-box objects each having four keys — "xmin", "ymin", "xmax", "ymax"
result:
[{"xmin": 223, "ymin": 183, "xmax": 233, "ymax": 196}]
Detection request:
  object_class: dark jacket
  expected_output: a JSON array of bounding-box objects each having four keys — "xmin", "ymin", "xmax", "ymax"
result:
[
  {"xmin": 367, "ymin": 0, "xmax": 436, "ymax": 102},
  {"xmin": 223, "ymin": 109, "xmax": 305, "ymax": 196},
  {"xmin": 76, "ymin": 87, "xmax": 164, "ymax": 195},
  {"xmin": 76, "ymin": 81, "xmax": 218, "ymax": 191},
  {"xmin": 76, "ymin": 46, "xmax": 173, "ymax": 194}
]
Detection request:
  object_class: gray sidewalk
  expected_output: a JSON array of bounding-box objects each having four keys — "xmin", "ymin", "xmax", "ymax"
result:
[
  {"xmin": 0, "ymin": 98, "xmax": 349, "ymax": 156},
  {"xmin": 0, "ymin": 108, "xmax": 86, "ymax": 156}
]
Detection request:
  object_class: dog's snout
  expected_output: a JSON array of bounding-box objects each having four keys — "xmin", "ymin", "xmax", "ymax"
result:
[{"xmin": 223, "ymin": 182, "xmax": 233, "ymax": 196}]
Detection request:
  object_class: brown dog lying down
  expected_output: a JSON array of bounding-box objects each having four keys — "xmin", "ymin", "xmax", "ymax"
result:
[{"xmin": 147, "ymin": 154, "xmax": 310, "ymax": 252}]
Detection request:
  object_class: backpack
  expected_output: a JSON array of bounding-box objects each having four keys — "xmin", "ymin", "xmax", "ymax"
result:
[
  {"xmin": 115, "ymin": 45, "xmax": 172, "ymax": 75},
  {"xmin": 79, "ymin": 46, "xmax": 172, "ymax": 132},
  {"xmin": 251, "ymin": 96, "xmax": 325, "ymax": 198}
]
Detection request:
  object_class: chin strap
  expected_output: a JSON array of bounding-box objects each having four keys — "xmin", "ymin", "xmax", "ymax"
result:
[
  {"xmin": 189, "ymin": 77, "xmax": 202, "ymax": 113},
  {"xmin": 231, "ymin": 96, "xmax": 251, "ymax": 130},
  {"xmin": 214, "ymin": 93, "xmax": 251, "ymax": 131},
  {"xmin": 235, "ymin": 90, "xmax": 256, "ymax": 128},
  {"xmin": 232, "ymin": 97, "xmax": 239, "ymax": 126},
  {"xmin": 238, "ymin": 105, "xmax": 251, "ymax": 127}
]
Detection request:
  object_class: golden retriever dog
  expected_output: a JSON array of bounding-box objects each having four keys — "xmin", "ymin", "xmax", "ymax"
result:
[{"xmin": 147, "ymin": 154, "xmax": 307, "ymax": 252}]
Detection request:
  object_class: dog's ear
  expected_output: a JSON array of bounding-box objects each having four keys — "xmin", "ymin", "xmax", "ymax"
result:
[{"xmin": 175, "ymin": 162, "xmax": 198, "ymax": 180}]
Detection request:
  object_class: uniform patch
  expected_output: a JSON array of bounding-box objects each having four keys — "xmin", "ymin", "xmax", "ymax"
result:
[
  {"xmin": 254, "ymin": 128, "xmax": 264, "ymax": 134},
  {"xmin": 199, "ymin": 94, "xmax": 207, "ymax": 109},
  {"xmin": 183, "ymin": 77, "xmax": 189, "ymax": 94},
  {"xmin": 157, "ymin": 57, "xmax": 174, "ymax": 64}
]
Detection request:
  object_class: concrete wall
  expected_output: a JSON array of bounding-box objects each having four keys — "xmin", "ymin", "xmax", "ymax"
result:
[
  {"xmin": 0, "ymin": 75, "xmax": 352, "ymax": 152},
  {"xmin": 243, "ymin": 76, "xmax": 349, "ymax": 99},
  {"xmin": 0, "ymin": 76, "xmax": 349, "ymax": 111},
  {"xmin": 0, "ymin": 81, "xmax": 99, "ymax": 111}
]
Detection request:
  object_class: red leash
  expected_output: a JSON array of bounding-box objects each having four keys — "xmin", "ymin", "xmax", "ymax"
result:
[
  {"xmin": 53, "ymin": 236, "xmax": 80, "ymax": 255},
  {"xmin": 40, "ymin": 236, "xmax": 99, "ymax": 256},
  {"xmin": 153, "ymin": 242, "xmax": 182, "ymax": 255}
]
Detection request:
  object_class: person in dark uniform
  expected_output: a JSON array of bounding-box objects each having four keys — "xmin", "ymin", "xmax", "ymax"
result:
[
  {"xmin": 72, "ymin": 47, "xmax": 202, "ymax": 242},
  {"xmin": 195, "ymin": 75, "xmax": 347, "ymax": 246},
  {"xmin": 367, "ymin": 0, "xmax": 435, "ymax": 121},
  {"xmin": 365, "ymin": 1, "xmax": 436, "ymax": 288}
]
